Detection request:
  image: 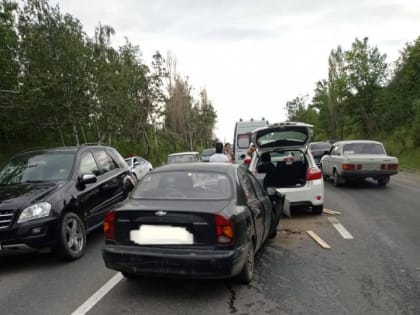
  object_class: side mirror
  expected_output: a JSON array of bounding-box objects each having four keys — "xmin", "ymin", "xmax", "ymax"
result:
[
  {"xmin": 133, "ymin": 161, "xmax": 140, "ymax": 166},
  {"xmin": 240, "ymin": 154, "xmax": 246, "ymax": 160},
  {"xmin": 77, "ymin": 174, "xmax": 98, "ymax": 188}
]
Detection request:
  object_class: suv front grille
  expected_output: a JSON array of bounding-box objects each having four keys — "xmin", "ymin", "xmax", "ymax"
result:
[{"xmin": 0, "ymin": 209, "xmax": 15, "ymax": 230}]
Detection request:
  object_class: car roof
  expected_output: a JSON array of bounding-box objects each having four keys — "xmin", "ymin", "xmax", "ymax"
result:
[
  {"xmin": 334, "ymin": 140, "xmax": 382, "ymax": 145},
  {"xmin": 168, "ymin": 151, "xmax": 199, "ymax": 156},
  {"xmin": 155, "ymin": 162, "xmax": 238, "ymax": 174},
  {"xmin": 12, "ymin": 145, "xmax": 114, "ymax": 158}
]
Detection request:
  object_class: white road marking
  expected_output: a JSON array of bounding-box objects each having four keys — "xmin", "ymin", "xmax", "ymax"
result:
[
  {"xmin": 71, "ymin": 272, "xmax": 123, "ymax": 315},
  {"xmin": 328, "ymin": 217, "xmax": 354, "ymax": 239}
]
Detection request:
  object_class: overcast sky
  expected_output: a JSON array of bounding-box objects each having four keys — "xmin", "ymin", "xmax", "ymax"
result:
[{"xmin": 55, "ymin": 0, "xmax": 420, "ymax": 142}]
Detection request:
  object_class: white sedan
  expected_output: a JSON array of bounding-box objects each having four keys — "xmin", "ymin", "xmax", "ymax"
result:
[{"xmin": 320, "ymin": 140, "xmax": 399, "ymax": 186}]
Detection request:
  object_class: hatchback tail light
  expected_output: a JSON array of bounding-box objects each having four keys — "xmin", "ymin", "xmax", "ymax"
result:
[
  {"xmin": 104, "ymin": 210, "xmax": 115, "ymax": 240},
  {"xmin": 306, "ymin": 166, "xmax": 322, "ymax": 180},
  {"xmin": 214, "ymin": 214, "xmax": 234, "ymax": 244}
]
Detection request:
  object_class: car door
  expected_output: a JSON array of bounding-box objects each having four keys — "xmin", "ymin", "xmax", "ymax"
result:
[
  {"xmin": 238, "ymin": 168, "xmax": 265, "ymax": 250},
  {"xmin": 76, "ymin": 150, "xmax": 106, "ymax": 228},
  {"xmin": 247, "ymin": 173, "xmax": 272, "ymax": 242},
  {"xmin": 329, "ymin": 144, "xmax": 342, "ymax": 175},
  {"xmin": 89, "ymin": 149, "xmax": 124, "ymax": 227},
  {"xmin": 322, "ymin": 145, "xmax": 336, "ymax": 176}
]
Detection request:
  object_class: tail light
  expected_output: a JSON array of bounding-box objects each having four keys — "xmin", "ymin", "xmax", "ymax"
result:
[
  {"xmin": 306, "ymin": 166, "xmax": 322, "ymax": 180},
  {"xmin": 214, "ymin": 214, "xmax": 234, "ymax": 244},
  {"xmin": 104, "ymin": 210, "xmax": 115, "ymax": 240},
  {"xmin": 388, "ymin": 164, "xmax": 399, "ymax": 170},
  {"xmin": 342, "ymin": 164, "xmax": 355, "ymax": 170}
]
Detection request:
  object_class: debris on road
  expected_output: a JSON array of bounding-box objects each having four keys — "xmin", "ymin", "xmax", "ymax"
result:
[
  {"xmin": 306, "ymin": 230, "xmax": 331, "ymax": 249},
  {"xmin": 323, "ymin": 208, "xmax": 342, "ymax": 215}
]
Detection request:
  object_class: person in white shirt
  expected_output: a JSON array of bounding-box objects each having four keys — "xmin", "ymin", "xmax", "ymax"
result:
[
  {"xmin": 224, "ymin": 142, "xmax": 232, "ymax": 163},
  {"xmin": 209, "ymin": 142, "xmax": 230, "ymax": 163}
]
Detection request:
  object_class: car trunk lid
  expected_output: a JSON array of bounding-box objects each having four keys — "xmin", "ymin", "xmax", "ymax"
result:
[
  {"xmin": 252, "ymin": 122, "xmax": 313, "ymax": 153},
  {"xmin": 112, "ymin": 199, "xmax": 231, "ymax": 247}
]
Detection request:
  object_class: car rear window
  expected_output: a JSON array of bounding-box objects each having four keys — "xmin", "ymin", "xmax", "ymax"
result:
[
  {"xmin": 310, "ymin": 143, "xmax": 331, "ymax": 150},
  {"xmin": 132, "ymin": 171, "xmax": 232, "ymax": 200},
  {"xmin": 167, "ymin": 154, "xmax": 196, "ymax": 163},
  {"xmin": 343, "ymin": 143, "xmax": 385, "ymax": 155},
  {"xmin": 202, "ymin": 149, "xmax": 215, "ymax": 156}
]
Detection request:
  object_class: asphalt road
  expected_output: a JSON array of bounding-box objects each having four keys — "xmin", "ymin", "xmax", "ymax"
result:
[{"xmin": 1, "ymin": 172, "xmax": 419, "ymax": 315}]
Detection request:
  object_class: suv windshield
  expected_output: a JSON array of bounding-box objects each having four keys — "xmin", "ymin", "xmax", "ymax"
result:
[
  {"xmin": 132, "ymin": 171, "xmax": 232, "ymax": 200},
  {"xmin": 0, "ymin": 151, "xmax": 76, "ymax": 184}
]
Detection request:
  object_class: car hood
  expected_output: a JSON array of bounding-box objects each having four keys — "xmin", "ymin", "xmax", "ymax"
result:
[
  {"xmin": 0, "ymin": 181, "xmax": 63, "ymax": 211},
  {"xmin": 252, "ymin": 122, "xmax": 313, "ymax": 153}
]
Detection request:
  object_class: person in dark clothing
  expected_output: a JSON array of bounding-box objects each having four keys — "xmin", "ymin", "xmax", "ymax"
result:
[{"xmin": 257, "ymin": 152, "xmax": 275, "ymax": 173}]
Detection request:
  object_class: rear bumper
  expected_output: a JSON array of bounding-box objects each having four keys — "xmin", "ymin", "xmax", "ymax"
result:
[
  {"xmin": 341, "ymin": 170, "xmax": 398, "ymax": 178},
  {"xmin": 276, "ymin": 178, "xmax": 324, "ymax": 206},
  {"xmin": 102, "ymin": 243, "xmax": 248, "ymax": 279}
]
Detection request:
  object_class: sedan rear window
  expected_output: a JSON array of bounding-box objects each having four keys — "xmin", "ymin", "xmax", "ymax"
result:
[
  {"xmin": 343, "ymin": 143, "xmax": 385, "ymax": 155},
  {"xmin": 132, "ymin": 171, "xmax": 232, "ymax": 199}
]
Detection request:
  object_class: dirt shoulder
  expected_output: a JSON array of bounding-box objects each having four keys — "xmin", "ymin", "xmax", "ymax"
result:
[{"xmin": 394, "ymin": 169, "xmax": 420, "ymax": 186}]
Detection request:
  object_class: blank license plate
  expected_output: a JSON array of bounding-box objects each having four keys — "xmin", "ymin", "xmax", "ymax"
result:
[{"xmin": 130, "ymin": 225, "xmax": 194, "ymax": 245}]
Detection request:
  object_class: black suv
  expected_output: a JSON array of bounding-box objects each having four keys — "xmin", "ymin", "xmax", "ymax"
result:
[{"xmin": 0, "ymin": 145, "xmax": 135, "ymax": 260}]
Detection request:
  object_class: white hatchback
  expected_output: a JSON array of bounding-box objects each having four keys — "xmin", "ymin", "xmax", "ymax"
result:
[{"xmin": 248, "ymin": 122, "xmax": 324, "ymax": 215}]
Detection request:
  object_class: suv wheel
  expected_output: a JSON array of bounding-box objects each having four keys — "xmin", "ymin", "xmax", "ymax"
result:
[{"xmin": 56, "ymin": 212, "xmax": 86, "ymax": 260}]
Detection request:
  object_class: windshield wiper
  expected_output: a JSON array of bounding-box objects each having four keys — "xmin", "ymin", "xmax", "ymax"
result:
[{"xmin": 22, "ymin": 180, "xmax": 46, "ymax": 183}]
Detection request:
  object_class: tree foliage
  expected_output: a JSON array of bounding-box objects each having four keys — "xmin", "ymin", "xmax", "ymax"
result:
[
  {"xmin": 0, "ymin": 0, "xmax": 217, "ymax": 164},
  {"xmin": 286, "ymin": 36, "xmax": 420, "ymax": 163}
]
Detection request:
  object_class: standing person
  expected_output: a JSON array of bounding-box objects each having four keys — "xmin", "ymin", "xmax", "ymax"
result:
[
  {"xmin": 209, "ymin": 142, "xmax": 230, "ymax": 163},
  {"xmin": 243, "ymin": 143, "xmax": 256, "ymax": 165},
  {"xmin": 224, "ymin": 142, "xmax": 232, "ymax": 163}
]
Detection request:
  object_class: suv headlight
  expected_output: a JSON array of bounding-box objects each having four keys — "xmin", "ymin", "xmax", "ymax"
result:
[{"xmin": 17, "ymin": 202, "xmax": 52, "ymax": 223}]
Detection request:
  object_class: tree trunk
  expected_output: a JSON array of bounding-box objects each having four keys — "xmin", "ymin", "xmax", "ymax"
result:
[{"xmin": 72, "ymin": 123, "xmax": 80, "ymax": 146}]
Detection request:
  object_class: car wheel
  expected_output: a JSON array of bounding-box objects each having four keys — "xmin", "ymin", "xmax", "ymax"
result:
[
  {"xmin": 312, "ymin": 205, "xmax": 323, "ymax": 214},
  {"xmin": 268, "ymin": 211, "xmax": 278, "ymax": 239},
  {"xmin": 377, "ymin": 176, "xmax": 390, "ymax": 187},
  {"xmin": 122, "ymin": 271, "xmax": 141, "ymax": 280},
  {"xmin": 56, "ymin": 212, "xmax": 86, "ymax": 260},
  {"xmin": 239, "ymin": 241, "xmax": 255, "ymax": 284},
  {"xmin": 333, "ymin": 170, "xmax": 345, "ymax": 187}
]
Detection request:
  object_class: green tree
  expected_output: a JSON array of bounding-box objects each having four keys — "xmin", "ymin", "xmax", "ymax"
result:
[{"xmin": 344, "ymin": 37, "xmax": 388, "ymax": 138}]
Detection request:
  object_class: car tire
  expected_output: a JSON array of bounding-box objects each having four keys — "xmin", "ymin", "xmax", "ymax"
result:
[
  {"xmin": 312, "ymin": 205, "xmax": 323, "ymax": 214},
  {"xmin": 239, "ymin": 241, "xmax": 255, "ymax": 284},
  {"xmin": 268, "ymin": 211, "xmax": 278, "ymax": 238},
  {"xmin": 122, "ymin": 271, "xmax": 141, "ymax": 280},
  {"xmin": 56, "ymin": 212, "xmax": 86, "ymax": 261},
  {"xmin": 377, "ymin": 176, "xmax": 390, "ymax": 187},
  {"xmin": 321, "ymin": 165, "xmax": 328, "ymax": 180},
  {"xmin": 333, "ymin": 170, "xmax": 345, "ymax": 187}
]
